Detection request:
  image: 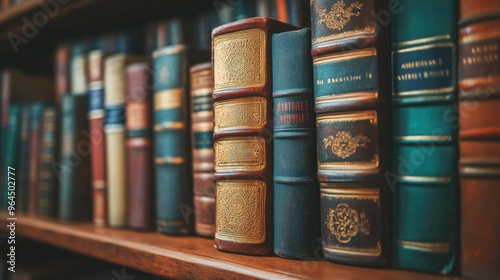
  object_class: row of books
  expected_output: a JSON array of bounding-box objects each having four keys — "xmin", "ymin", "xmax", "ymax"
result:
[{"xmin": 0, "ymin": 0, "xmax": 499, "ymax": 279}]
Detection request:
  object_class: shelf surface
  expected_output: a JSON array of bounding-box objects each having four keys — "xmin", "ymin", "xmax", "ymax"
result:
[{"xmin": 0, "ymin": 213, "xmax": 457, "ymax": 280}]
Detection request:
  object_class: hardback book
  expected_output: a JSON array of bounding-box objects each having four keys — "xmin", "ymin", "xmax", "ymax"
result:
[
  {"xmin": 70, "ymin": 40, "xmax": 87, "ymax": 95},
  {"xmin": 234, "ymin": 0, "xmax": 256, "ymax": 21},
  {"xmin": 212, "ymin": 18, "xmax": 297, "ymax": 255},
  {"xmin": 2, "ymin": 105, "xmax": 20, "ymax": 209},
  {"xmin": 88, "ymin": 46, "xmax": 107, "ymax": 227},
  {"xmin": 27, "ymin": 103, "xmax": 44, "ymax": 215},
  {"xmin": 195, "ymin": 10, "xmax": 218, "ymax": 50},
  {"xmin": 58, "ymin": 94, "xmax": 91, "ymax": 221},
  {"xmin": 272, "ymin": 28, "xmax": 319, "ymax": 259},
  {"xmin": 310, "ymin": 0, "xmax": 391, "ymax": 265},
  {"xmin": 55, "ymin": 43, "xmax": 72, "ymax": 104},
  {"xmin": 156, "ymin": 17, "xmax": 193, "ymax": 49},
  {"xmin": 267, "ymin": 0, "xmax": 310, "ymax": 27},
  {"xmin": 152, "ymin": 45, "xmax": 208, "ymax": 235},
  {"xmin": 104, "ymin": 54, "xmax": 145, "ymax": 228},
  {"xmin": 126, "ymin": 62, "xmax": 154, "ymax": 230},
  {"xmin": 190, "ymin": 62, "xmax": 215, "ymax": 237},
  {"xmin": 16, "ymin": 106, "xmax": 31, "ymax": 212},
  {"xmin": 459, "ymin": 1, "xmax": 500, "ymax": 279},
  {"xmin": 391, "ymin": 0, "xmax": 459, "ymax": 274},
  {"xmin": 37, "ymin": 107, "xmax": 58, "ymax": 218}
]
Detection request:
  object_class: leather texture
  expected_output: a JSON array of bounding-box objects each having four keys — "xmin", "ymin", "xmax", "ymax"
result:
[
  {"xmin": 126, "ymin": 62, "xmax": 155, "ymax": 231},
  {"xmin": 459, "ymin": 5, "xmax": 500, "ymax": 279},
  {"xmin": 212, "ymin": 18, "xmax": 297, "ymax": 255},
  {"xmin": 391, "ymin": 0, "xmax": 459, "ymax": 274},
  {"xmin": 58, "ymin": 94, "xmax": 91, "ymax": 222},
  {"xmin": 272, "ymin": 28, "xmax": 320, "ymax": 259},
  {"xmin": 311, "ymin": 0, "xmax": 391, "ymax": 266}
]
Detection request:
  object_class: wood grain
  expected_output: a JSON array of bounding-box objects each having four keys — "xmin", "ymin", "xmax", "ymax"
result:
[{"xmin": 0, "ymin": 213, "xmax": 459, "ymax": 280}]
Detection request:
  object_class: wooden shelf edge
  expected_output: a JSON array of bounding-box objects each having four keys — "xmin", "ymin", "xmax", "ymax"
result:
[{"xmin": 0, "ymin": 213, "xmax": 455, "ymax": 280}]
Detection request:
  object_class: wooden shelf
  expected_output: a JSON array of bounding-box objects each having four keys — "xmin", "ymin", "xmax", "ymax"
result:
[{"xmin": 0, "ymin": 213, "xmax": 456, "ymax": 280}]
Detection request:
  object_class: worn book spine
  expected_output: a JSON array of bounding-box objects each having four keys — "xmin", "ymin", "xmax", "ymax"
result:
[
  {"xmin": 70, "ymin": 41, "xmax": 87, "ymax": 95},
  {"xmin": 212, "ymin": 18, "xmax": 297, "ymax": 255},
  {"xmin": 37, "ymin": 107, "xmax": 58, "ymax": 217},
  {"xmin": 58, "ymin": 94, "xmax": 91, "ymax": 221},
  {"xmin": 190, "ymin": 62, "xmax": 215, "ymax": 237},
  {"xmin": 2, "ymin": 105, "xmax": 20, "ymax": 209},
  {"xmin": 16, "ymin": 105, "xmax": 31, "ymax": 212},
  {"xmin": 459, "ymin": 1, "xmax": 500, "ymax": 279},
  {"xmin": 55, "ymin": 43, "xmax": 71, "ymax": 104},
  {"xmin": 152, "ymin": 45, "xmax": 208, "ymax": 235},
  {"xmin": 310, "ymin": 0, "xmax": 391, "ymax": 265},
  {"xmin": 104, "ymin": 54, "xmax": 145, "ymax": 228},
  {"xmin": 391, "ymin": 0, "xmax": 459, "ymax": 274},
  {"xmin": 28, "ymin": 103, "xmax": 44, "ymax": 215},
  {"xmin": 126, "ymin": 62, "xmax": 154, "ymax": 230},
  {"xmin": 88, "ymin": 49, "xmax": 107, "ymax": 227},
  {"xmin": 272, "ymin": 28, "xmax": 319, "ymax": 259}
]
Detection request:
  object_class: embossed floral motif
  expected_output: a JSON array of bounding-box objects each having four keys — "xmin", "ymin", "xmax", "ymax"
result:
[
  {"xmin": 326, "ymin": 203, "xmax": 370, "ymax": 243},
  {"xmin": 323, "ymin": 130, "xmax": 369, "ymax": 158},
  {"xmin": 318, "ymin": 0, "xmax": 363, "ymax": 31}
]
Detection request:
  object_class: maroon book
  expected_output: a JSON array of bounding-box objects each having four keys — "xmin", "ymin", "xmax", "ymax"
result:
[{"xmin": 126, "ymin": 62, "xmax": 154, "ymax": 230}]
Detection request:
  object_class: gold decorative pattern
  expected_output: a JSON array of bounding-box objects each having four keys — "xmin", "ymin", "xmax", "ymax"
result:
[
  {"xmin": 215, "ymin": 180, "xmax": 266, "ymax": 244},
  {"xmin": 323, "ymin": 131, "xmax": 370, "ymax": 158},
  {"xmin": 317, "ymin": 0, "xmax": 363, "ymax": 31},
  {"xmin": 214, "ymin": 137, "xmax": 266, "ymax": 172},
  {"xmin": 326, "ymin": 203, "xmax": 370, "ymax": 243},
  {"xmin": 214, "ymin": 97, "xmax": 266, "ymax": 132},
  {"xmin": 154, "ymin": 88, "xmax": 183, "ymax": 110},
  {"xmin": 213, "ymin": 29, "xmax": 266, "ymax": 91}
]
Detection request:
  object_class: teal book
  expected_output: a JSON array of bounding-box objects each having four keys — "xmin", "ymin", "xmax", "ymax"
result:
[
  {"xmin": 152, "ymin": 45, "xmax": 208, "ymax": 234},
  {"xmin": 391, "ymin": 0, "xmax": 458, "ymax": 274},
  {"xmin": 16, "ymin": 105, "xmax": 31, "ymax": 212},
  {"xmin": 272, "ymin": 28, "xmax": 319, "ymax": 259},
  {"xmin": 2, "ymin": 105, "xmax": 20, "ymax": 209}
]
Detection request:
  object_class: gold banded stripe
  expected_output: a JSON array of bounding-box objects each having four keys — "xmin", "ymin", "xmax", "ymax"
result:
[
  {"xmin": 154, "ymin": 122, "xmax": 185, "ymax": 131},
  {"xmin": 155, "ymin": 157, "xmax": 185, "ymax": 165},
  {"xmin": 393, "ymin": 35, "xmax": 451, "ymax": 48},
  {"xmin": 154, "ymin": 88, "xmax": 183, "ymax": 110},
  {"xmin": 152, "ymin": 45, "xmax": 185, "ymax": 58},
  {"xmin": 324, "ymin": 242, "xmax": 382, "ymax": 257},
  {"xmin": 395, "ymin": 135, "xmax": 452, "ymax": 142},
  {"xmin": 314, "ymin": 48, "xmax": 377, "ymax": 65},
  {"xmin": 461, "ymin": 29, "xmax": 500, "ymax": 44},
  {"xmin": 399, "ymin": 176, "xmax": 451, "ymax": 183},
  {"xmin": 397, "ymin": 240, "xmax": 450, "ymax": 253}
]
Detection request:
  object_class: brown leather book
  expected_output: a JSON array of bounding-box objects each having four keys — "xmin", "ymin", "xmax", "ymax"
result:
[
  {"xmin": 459, "ymin": 1, "xmax": 500, "ymax": 279},
  {"xmin": 212, "ymin": 18, "xmax": 297, "ymax": 255},
  {"xmin": 126, "ymin": 62, "xmax": 154, "ymax": 230},
  {"xmin": 55, "ymin": 43, "xmax": 71, "ymax": 104},
  {"xmin": 310, "ymin": 0, "xmax": 391, "ymax": 266},
  {"xmin": 190, "ymin": 62, "xmax": 215, "ymax": 237}
]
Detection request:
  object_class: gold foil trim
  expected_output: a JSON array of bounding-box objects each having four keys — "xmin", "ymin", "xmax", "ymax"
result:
[
  {"xmin": 155, "ymin": 157, "xmax": 185, "ymax": 165},
  {"xmin": 215, "ymin": 137, "xmax": 266, "ymax": 172},
  {"xmin": 393, "ymin": 42, "xmax": 455, "ymax": 53},
  {"xmin": 314, "ymin": 48, "xmax": 377, "ymax": 65},
  {"xmin": 315, "ymin": 92, "xmax": 378, "ymax": 104},
  {"xmin": 213, "ymin": 29, "xmax": 266, "ymax": 91},
  {"xmin": 393, "ymin": 35, "xmax": 451, "ymax": 48},
  {"xmin": 399, "ymin": 176, "xmax": 451, "ymax": 183},
  {"xmin": 395, "ymin": 135, "xmax": 452, "ymax": 142},
  {"xmin": 88, "ymin": 50, "xmax": 103, "ymax": 81},
  {"xmin": 214, "ymin": 97, "xmax": 266, "ymax": 132},
  {"xmin": 154, "ymin": 122, "xmax": 185, "ymax": 131},
  {"xmin": 154, "ymin": 88, "xmax": 183, "ymax": 110},
  {"xmin": 324, "ymin": 242, "xmax": 382, "ymax": 257},
  {"xmin": 152, "ymin": 45, "xmax": 186, "ymax": 58},
  {"xmin": 317, "ymin": 0, "xmax": 364, "ymax": 31},
  {"xmin": 397, "ymin": 240, "xmax": 450, "ymax": 253},
  {"xmin": 461, "ymin": 29, "xmax": 500, "ymax": 44},
  {"xmin": 215, "ymin": 180, "xmax": 266, "ymax": 244}
]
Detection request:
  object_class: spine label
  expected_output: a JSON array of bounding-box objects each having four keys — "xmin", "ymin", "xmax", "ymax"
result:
[{"xmin": 274, "ymin": 95, "xmax": 314, "ymax": 129}]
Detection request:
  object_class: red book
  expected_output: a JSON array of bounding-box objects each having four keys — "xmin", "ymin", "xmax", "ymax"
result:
[
  {"xmin": 55, "ymin": 43, "xmax": 71, "ymax": 104},
  {"xmin": 126, "ymin": 62, "xmax": 154, "ymax": 230}
]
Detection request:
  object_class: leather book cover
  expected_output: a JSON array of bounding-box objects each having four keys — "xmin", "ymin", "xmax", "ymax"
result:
[
  {"xmin": 55, "ymin": 43, "xmax": 71, "ymax": 104},
  {"xmin": 2, "ymin": 105, "xmax": 20, "ymax": 209},
  {"xmin": 459, "ymin": 2, "xmax": 500, "ymax": 279},
  {"xmin": 272, "ymin": 28, "xmax": 320, "ymax": 259},
  {"xmin": 16, "ymin": 105, "xmax": 31, "ymax": 212},
  {"xmin": 391, "ymin": 0, "xmax": 459, "ymax": 274},
  {"xmin": 270, "ymin": 0, "xmax": 311, "ymax": 27},
  {"xmin": 212, "ymin": 18, "xmax": 297, "ymax": 255},
  {"xmin": 58, "ymin": 94, "xmax": 91, "ymax": 222},
  {"xmin": 37, "ymin": 107, "xmax": 58, "ymax": 218},
  {"xmin": 126, "ymin": 62, "xmax": 154, "ymax": 231},
  {"xmin": 70, "ymin": 40, "xmax": 87, "ymax": 95},
  {"xmin": 152, "ymin": 45, "xmax": 208, "ymax": 235},
  {"xmin": 88, "ymin": 48, "xmax": 107, "ymax": 227},
  {"xmin": 28, "ymin": 103, "xmax": 44, "ymax": 215},
  {"xmin": 156, "ymin": 17, "xmax": 194, "ymax": 49},
  {"xmin": 190, "ymin": 62, "xmax": 215, "ymax": 237},
  {"xmin": 310, "ymin": 0, "xmax": 391, "ymax": 266},
  {"xmin": 104, "ymin": 54, "xmax": 146, "ymax": 228}
]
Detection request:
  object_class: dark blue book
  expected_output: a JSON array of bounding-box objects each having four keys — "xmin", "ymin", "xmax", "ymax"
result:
[
  {"xmin": 16, "ymin": 105, "xmax": 31, "ymax": 213},
  {"xmin": 272, "ymin": 28, "xmax": 319, "ymax": 259},
  {"xmin": 2, "ymin": 104, "xmax": 21, "ymax": 209}
]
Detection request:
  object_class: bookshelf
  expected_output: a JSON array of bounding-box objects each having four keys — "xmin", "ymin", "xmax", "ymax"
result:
[{"xmin": 0, "ymin": 212, "xmax": 456, "ymax": 280}]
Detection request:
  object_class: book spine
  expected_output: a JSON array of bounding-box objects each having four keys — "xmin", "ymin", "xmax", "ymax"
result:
[
  {"xmin": 212, "ymin": 18, "xmax": 297, "ymax": 255},
  {"xmin": 16, "ymin": 106, "xmax": 31, "ymax": 212},
  {"xmin": 3, "ymin": 105, "xmax": 20, "ymax": 209},
  {"xmin": 55, "ymin": 43, "xmax": 71, "ymax": 104},
  {"xmin": 391, "ymin": 0, "xmax": 459, "ymax": 274},
  {"xmin": 37, "ymin": 107, "xmax": 58, "ymax": 217},
  {"xmin": 126, "ymin": 62, "xmax": 154, "ymax": 230},
  {"xmin": 310, "ymin": 0, "xmax": 391, "ymax": 266},
  {"xmin": 272, "ymin": 29, "xmax": 319, "ymax": 259},
  {"xmin": 152, "ymin": 45, "xmax": 193, "ymax": 235},
  {"xmin": 28, "ymin": 103, "xmax": 44, "ymax": 215},
  {"xmin": 70, "ymin": 41, "xmax": 87, "ymax": 95},
  {"xmin": 0, "ymin": 72, "xmax": 9, "ymax": 209},
  {"xmin": 88, "ymin": 50, "xmax": 107, "ymax": 227},
  {"xmin": 58, "ymin": 94, "xmax": 91, "ymax": 221},
  {"xmin": 190, "ymin": 62, "xmax": 215, "ymax": 237},
  {"xmin": 459, "ymin": 3, "xmax": 500, "ymax": 279}
]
